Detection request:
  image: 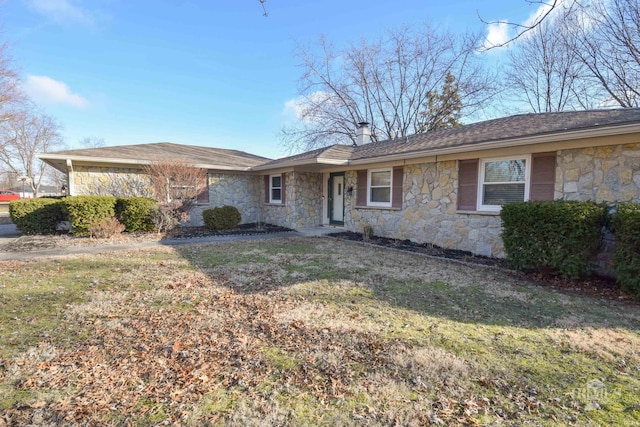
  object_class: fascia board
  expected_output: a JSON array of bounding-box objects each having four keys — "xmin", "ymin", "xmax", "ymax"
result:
[
  {"xmin": 37, "ymin": 154, "xmax": 254, "ymax": 171},
  {"xmin": 347, "ymin": 123, "xmax": 640, "ymax": 166}
]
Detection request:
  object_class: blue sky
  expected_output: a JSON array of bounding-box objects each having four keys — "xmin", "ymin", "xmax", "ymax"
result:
[{"xmin": 3, "ymin": 0, "xmax": 545, "ymax": 158}]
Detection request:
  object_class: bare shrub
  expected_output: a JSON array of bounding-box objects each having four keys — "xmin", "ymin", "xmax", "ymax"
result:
[
  {"xmin": 142, "ymin": 160, "xmax": 207, "ymax": 204},
  {"xmin": 151, "ymin": 201, "xmax": 190, "ymax": 233},
  {"xmin": 88, "ymin": 217, "xmax": 125, "ymax": 239}
]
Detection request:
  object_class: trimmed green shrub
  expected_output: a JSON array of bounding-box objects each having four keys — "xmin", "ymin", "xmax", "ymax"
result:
[
  {"xmin": 115, "ymin": 197, "xmax": 156, "ymax": 232},
  {"xmin": 501, "ymin": 200, "xmax": 607, "ymax": 278},
  {"xmin": 611, "ymin": 203, "xmax": 640, "ymax": 298},
  {"xmin": 61, "ymin": 196, "xmax": 117, "ymax": 236},
  {"xmin": 203, "ymin": 205, "xmax": 241, "ymax": 231},
  {"xmin": 9, "ymin": 198, "xmax": 66, "ymax": 235}
]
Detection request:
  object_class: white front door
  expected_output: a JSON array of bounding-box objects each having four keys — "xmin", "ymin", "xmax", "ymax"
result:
[{"xmin": 330, "ymin": 174, "xmax": 344, "ymax": 224}]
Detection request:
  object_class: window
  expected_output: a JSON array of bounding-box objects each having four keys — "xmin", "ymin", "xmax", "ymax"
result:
[
  {"xmin": 270, "ymin": 174, "xmax": 282, "ymax": 204},
  {"xmin": 478, "ymin": 156, "xmax": 530, "ymax": 211},
  {"xmin": 457, "ymin": 153, "xmax": 555, "ymax": 212},
  {"xmin": 356, "ymin": 167, "xmax": 403, "ymax": 208},
  {"xmin": 367, "ymin": 168, "xmax": 392, "ymax": 207}
]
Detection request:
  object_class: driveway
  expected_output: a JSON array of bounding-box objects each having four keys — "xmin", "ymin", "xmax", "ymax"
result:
[{"xmin": 0, "ymin": 222, "xmax": 20, "ymax": 243}]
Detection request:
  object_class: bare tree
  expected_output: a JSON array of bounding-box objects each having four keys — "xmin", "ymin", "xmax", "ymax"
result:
[
  {"xmin": 569, "ymin": 0, "xmax": 640, "ymax": 107},
  {"xmin": 0, "ymin": 166, "xmax": 17, "ymax": 189},
  {"xmin": 281, "ymin": 25, "xmax": 496, "ymax": 152},
  {"xmin": 504, "ymin": 16, "xmax": 597, "ymax": 112},
  {"xmin": 43, "ymin": 166, "xmax": 68, "ymax": 194},
  {"xmin": 480, "ymin": 0, "xmax": 580, "ymax": 49},
  {"xmin": 142, "ymin": 160, "xmax": 207, "ymax": 206},
  {"xmin": 0, "ymin": 42, "xmax": 24, "ymax": 124},
  {"xmin": 0, "ymin": 110, "xmax": 63, "ymax": 197},
  {"xmin": 78, "ymin": 136, "xmax": 106, "ymax": 148}
]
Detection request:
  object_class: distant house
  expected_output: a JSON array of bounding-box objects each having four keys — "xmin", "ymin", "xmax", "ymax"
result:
[{"xmin": 40, "ymin": 109, "xmax": 640, "ymax": 257}]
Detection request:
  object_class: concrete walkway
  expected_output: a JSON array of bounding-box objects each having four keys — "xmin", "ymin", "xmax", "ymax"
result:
[{"xmin": 0, "ymin": 222, "xmax": 345, "ymax": 261}]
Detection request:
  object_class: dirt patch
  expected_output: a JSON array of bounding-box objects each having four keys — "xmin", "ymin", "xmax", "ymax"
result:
[{"xmin": 328, "ymin": 231, "xmax": 638, "ymax": 304}]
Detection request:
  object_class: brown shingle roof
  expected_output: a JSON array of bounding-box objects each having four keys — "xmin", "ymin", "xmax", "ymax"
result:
[
  {"xmin": 44, "ymin": 142, "xmax": 271, "ymax": 169},
  {"xmin": 350, "ymin": 108, "xmax": 640, "ymax": 160},
  {"xmin": 257, "ymin": 108, "xmax": 640, "ymax": 170},
  {"xmin": 256, "ymin": 144, "xmax": 354, "ymax": 169}
]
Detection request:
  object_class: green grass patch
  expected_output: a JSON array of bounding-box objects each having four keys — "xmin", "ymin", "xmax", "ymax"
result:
[{"xmin": 1, "ymin": 238, "xmax": 639, "ymax": 426}]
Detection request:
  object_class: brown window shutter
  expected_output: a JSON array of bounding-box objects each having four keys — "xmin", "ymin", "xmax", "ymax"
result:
[
  {"xmin": 392, "ymin": 166, "xmax": 403, "ymax": 208},
  {"xmin": 196, "ymin": 173, "xmax": 209, "ymax": 204},
  {"xmin": 530, "ymin": 152, "xmax": 556, "ymax": 201},
  {"xmin": 281, "ymin": 174, "xmax": 286, "ymax": 205},
  {"xmin": 457, "ymin": 159, "xmax": 478, "ymax": 210},
  {"xmin": 356, "ymin": 170, "xmax": 367, "ymax": 207},
  {"xmin": 264, "ymin": 175, "xmax": 270, "ymax": 203}
]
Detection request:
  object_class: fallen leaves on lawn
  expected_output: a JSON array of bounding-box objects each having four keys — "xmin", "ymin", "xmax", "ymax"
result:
[{"xmin": 2, "ymin": 267, "xmax": 495, "ymax": 426}]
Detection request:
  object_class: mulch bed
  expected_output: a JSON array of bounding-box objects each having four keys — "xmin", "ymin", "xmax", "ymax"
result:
[
  {"xmin": 328, "ymin": 231, "xmax": 638, "ymax": 304},
  {"xmin": 163, "ymin": 223, "xmax": 293, "ymax": 239},
  {"xmin": 328, "ymin": 231, "xmax": 506, "ymax": 268}
]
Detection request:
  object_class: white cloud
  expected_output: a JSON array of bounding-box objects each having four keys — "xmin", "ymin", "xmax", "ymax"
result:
[
  {"xmin": 483, "ymin": 0, "xmax": 584, "ymax": 49},
  {"xmin": 27, "ymin": 0, "xmax": 93, "ymax": 26},
  {"xmin": 283, "ymin": 91, "xmax": 335, "ymax": 123},
  {"xmin": 484, "ymin": 21, "xmax": 511, "ymax": 49},
  {"xmin": 25, "ymin": 75, "xmax": 89, "ymax": 109}
]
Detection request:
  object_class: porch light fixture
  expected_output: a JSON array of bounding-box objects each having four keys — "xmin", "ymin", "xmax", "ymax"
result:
[{"xmin": 346, "ymin": 186, "xmax": 353, "ymax": 197}]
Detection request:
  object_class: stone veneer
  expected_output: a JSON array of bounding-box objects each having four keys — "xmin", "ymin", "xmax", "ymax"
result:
[
  {"xmin": 72, "ymin": 166, "xmax": 261, "ymax": 227},
  {"xmin": 556, "ymin": 143, "xmax": 640, "ymax": 202},
  {"xmin": 344, "ymin": 162, "xmax": 504, "ymax": 257},
  {"xmin": 344, "ymin": 142, "xmax": 640, "ymax": 259},
  {"xmin": 206, "ymin": 173, "xmax": 262, "ymax": 224},
  {"xmin": 262, "ymin": 171, "xmax": 323, "ymax": 229},
  {"xmin": 72, "ymin": 165, "xmax": 152, "ymax": 197}
]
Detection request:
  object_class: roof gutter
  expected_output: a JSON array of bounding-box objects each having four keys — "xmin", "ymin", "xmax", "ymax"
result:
[
  {"xmin": 251, "ymin": 157, "xmax": 349, "ymax": 171},
  {"xmin": 347, "ymin": 122, "xmax": 640, "ymax": 165},
  {"xmin": 37, "ymin": 154, "xmax": 256, "ymax": 172}
]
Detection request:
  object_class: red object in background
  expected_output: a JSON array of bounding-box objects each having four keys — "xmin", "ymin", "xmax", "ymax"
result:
[{"xmin": 0, "ymin": 190, "xmax": 20, "ymax": 202}]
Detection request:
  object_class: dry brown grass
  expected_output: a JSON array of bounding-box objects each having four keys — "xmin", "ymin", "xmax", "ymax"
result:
[{"xmin": 1, "ymin": 237, "xmax": 639, "ymax": 426}]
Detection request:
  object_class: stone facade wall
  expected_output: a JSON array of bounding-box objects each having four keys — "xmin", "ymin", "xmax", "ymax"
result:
[
  {"xmin": 556, "ymin": 143, "xmax": 640, "ymax": 203},
  {"xmin": 556, "ymin": 142, "xmax": 640, "ymax": 275},
  {"xmin": 207, "ymin": 173, "xmax": 262, "ymax": 224},
  {"xmin": 344, "ymin": 162, "xmax": 504, "ymax": 257},
  {"xmin": 72, "ymin": 165, "xmax": 152, "ymax": 197},
  {"xmin": 71, "ymin": 166, "xmax": 261, "ymax": 227},
  {"xmin": 262, "ymin": 171, "xmax": 323, "ymax": 229}
]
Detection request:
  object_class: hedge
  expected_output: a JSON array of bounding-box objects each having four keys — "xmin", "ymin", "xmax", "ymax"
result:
[
  {"xmin": 61, "ymin": 196, "xmax": 117, "ymax": 236},
  {"xmin": 115, "ymin": 197, "xmax": 156, "ymax": 232},
  {"xmin": 9, "ymin": 198, "xmax": 66, "ymax": 235},
  {"xmin": 203, "ymin": 205, "xmax": 241, "ymax": 231},
  {"xmin": 501, "ymin": 200, "xmax": 607, "ymax": 278},
  {"xmin": 611, "ymin": 203, "xmax": 640, "ymax": 297}
]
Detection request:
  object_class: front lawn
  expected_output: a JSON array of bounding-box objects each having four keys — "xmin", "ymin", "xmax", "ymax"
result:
[{"xmin": 1, "ymin": 238, "xmax": 639, "ymax": 426}]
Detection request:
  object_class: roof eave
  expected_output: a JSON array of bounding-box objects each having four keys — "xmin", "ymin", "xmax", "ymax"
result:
[
  {"xmin": 348, "ymin": 122, "xmax": 640, "ymax": 165},
  {"xmin": 251, "ymin": 157, "xmax": 349, "ymax": 171},
  {"xmin": 37, "ymin": 154, "xmax": 256, "ymax": 172}
]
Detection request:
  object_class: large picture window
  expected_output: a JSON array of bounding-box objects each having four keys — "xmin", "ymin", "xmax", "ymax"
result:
[
  {"xmin": 270, "ymin": 174, "xmax": 282, "ymax": 204},
  {"xmin": 367, "ymin": 168, "xmax": 392, "ymax": 207},
  {"xmin": 478, "ymin": 156, "xmax": 530, "ymax": 211}
]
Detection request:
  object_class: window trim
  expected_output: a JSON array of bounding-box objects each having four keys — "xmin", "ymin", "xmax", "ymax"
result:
[
  {"xmin": 269, "ymin": 174, "xmax": 282, "ymax": 204},
  {"xmin": 367, "ymin": 168, "xmax": 393, "ymax": 208},
  {"xmin": 477, "ymin": 155, "xmax": 531, "ymax": 212}
]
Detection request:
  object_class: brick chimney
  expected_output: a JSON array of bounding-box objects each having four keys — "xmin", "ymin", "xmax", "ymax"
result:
[{"xmin": 355, "ymin": 122, "xmax": 372, "ymax": 145}]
